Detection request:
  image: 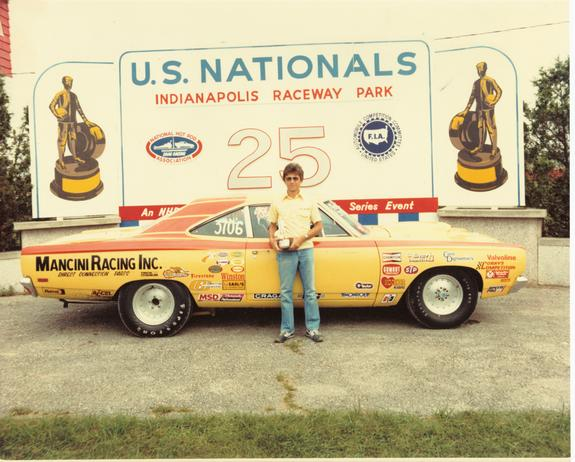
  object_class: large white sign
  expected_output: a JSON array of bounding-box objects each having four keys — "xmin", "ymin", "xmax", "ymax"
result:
[
  {"xmin": 29, "ymin": 39, "xmax": 533, "ymax": 217},
  {"xmin": 119, "ymin": 41, "xmax": 432, "ymax": 205}
]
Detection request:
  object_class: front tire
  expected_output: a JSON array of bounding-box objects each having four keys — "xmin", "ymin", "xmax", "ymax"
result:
[
  {"xmin": 118, "ymin": 280, "xmax": 192, "ymax": 337},
  {"xmin": 406, "ymin": 268, "xmax": 478, "ymax": 328}
]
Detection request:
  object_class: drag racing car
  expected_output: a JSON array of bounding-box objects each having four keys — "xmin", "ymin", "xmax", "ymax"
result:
[{"xmin": 20, "ymin": 196, "xmax": 527, "ymax": 337}]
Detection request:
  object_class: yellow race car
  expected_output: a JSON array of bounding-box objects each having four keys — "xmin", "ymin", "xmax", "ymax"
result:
[{"xmin": 20, "ymin": 197, "xmax": 527, "ymax": 337}]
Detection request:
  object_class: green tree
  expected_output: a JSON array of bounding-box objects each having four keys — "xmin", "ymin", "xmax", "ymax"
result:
[
  {"xmin": 0, "ymin": 77, "xmax": 32, "ymax": 251},
  {"xmin": 523, "ymin": 57, "xmax": 570, "ymax": 237}
]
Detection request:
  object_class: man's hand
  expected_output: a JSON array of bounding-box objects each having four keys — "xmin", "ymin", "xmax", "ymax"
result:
[
  {"xmin": 270, "ymin": 239, "xmax": 281, "ymax": 252},
  {"xmin": 289, "ymin": 235, "xmax": 307, "ymax": 250}
]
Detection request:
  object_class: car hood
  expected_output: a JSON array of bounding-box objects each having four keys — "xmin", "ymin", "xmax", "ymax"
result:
[{"xmin": 367, "ymin": 221, "xmax": 500, "ymax": 243}]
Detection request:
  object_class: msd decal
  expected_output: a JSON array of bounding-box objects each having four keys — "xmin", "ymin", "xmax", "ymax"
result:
[{"xmin": 146, "ymin": 132, "xmax": 202, "ymax": 163}]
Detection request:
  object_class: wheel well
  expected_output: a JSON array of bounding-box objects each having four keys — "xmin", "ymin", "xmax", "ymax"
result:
[
  {"xmin": 114, "ymin": 279, "xmax": 196, "ymax": 306},
  {"xmin": 408, "ymin": 266, "xmax": 483, "ymax": 293}
]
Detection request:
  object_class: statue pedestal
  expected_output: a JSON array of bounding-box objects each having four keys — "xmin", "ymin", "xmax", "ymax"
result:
[
  {"xmin": 454, "ymin": 148, "xmax": 508, "ymax": 192},
  {"xmin": 50, "ymin": 156, "xmax": 104, "ymax": 200}
]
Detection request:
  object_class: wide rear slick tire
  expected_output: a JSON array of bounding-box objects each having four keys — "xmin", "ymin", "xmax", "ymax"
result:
[
  {"xmin": 118, "ymin": 280, "xmax": 192, "ymax": 337},
  {"xmin": 406, "ymin": 268, "xmax": 478, "ymax": 329}
]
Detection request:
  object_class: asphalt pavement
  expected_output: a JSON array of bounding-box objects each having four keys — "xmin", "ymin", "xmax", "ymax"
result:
[{"xmin": 0, "ymin": 287, "xmax": 570, "ymax": 416}]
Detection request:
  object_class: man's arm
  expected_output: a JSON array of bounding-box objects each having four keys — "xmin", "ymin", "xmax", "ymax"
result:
[
  {"xmin": 74, "ymin": 94, "xmax": 95, "ymax": 127},
  {"xmin": 268, "ymin": 222, "xmax": 280, "ymax": 251},
  {"xmin": 49, "ymin": 92, "xmax": 62, "ymax": 118},
  {"xmin": 290, "ymin": 220, "xmax": 323, "ymax": 250}
]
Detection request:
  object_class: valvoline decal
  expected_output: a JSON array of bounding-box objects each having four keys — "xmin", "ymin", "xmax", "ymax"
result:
[{"xmin": 146, "ymin": 133, "xmax": 203, "ymax": 163}]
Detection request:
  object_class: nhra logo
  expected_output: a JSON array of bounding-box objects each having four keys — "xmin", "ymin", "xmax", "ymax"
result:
[
  {"xmin": 146, "ymin": 133, "xmax": 202, "ymax": 163},
  {"xmin": 353, "ymin": 113, "xmax": 402, "ymax": 162}
]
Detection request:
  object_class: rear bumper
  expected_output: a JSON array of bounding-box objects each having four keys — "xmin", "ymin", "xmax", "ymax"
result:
[
  {"xmin": 509, "ymin": 275, "xmax": 528, "ymax": 293},
  {"xmin": 20, "ymin": 277, "xmax": 37, "ymax": 297}
]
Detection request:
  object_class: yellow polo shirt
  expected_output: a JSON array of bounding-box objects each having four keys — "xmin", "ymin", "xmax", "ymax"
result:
[{"xmin": 268, "ymin": 193, "xmax": 322, "ymax": 250}]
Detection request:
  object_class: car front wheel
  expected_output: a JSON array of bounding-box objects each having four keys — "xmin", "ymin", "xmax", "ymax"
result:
[
  {"xmin": 118, "ymin": 280, "xmax": 192, "ymax": 337},
  {"xmin": 406, "ymin": 268, "xmax": 478, "ymax": 328}
]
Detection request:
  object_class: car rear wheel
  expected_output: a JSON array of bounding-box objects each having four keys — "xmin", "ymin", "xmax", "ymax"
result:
[
  {"xmin": 118, "ymin": 280, "xmax": 192, "ymax": 337},
  {"xmin": 406, "ymin": 268, "xmax": 478, "ymax": 328}
]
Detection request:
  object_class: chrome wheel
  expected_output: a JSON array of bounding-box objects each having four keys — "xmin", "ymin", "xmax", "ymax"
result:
[
  {"xmin": 421, "ymin": 274, "xmax": 464, "ymax": 316},
  {"xmin": 132, "ymin": 283, "xmax": 175, "ymax": 325}
]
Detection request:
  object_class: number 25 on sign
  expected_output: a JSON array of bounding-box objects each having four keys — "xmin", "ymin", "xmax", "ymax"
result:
[{"xmin": 227, "ymin": 127, "xmax": 331, "ymax": 190}]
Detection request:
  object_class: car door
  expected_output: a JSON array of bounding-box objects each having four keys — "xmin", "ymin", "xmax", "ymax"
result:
[
  {"xmin": 313, "ymin": 209, "xmax": 380, "ymax": 306},
  {"xmin": 244, "ymin": 204, "xmax": 380, "ymax": 307}
]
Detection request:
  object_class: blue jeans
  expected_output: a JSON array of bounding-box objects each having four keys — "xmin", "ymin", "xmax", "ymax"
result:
[{"xmin": 276, "ymin": 248, "xmax": 320, "ymax": 333}]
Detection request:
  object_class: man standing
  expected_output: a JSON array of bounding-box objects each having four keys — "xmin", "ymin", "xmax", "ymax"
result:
[
  {"xmin": 49, "ymin": 75, "xmax": 95, "ymax": 169},
  {"xmin": 268, "ymin": 163, "xmax": 323, "ymax": 343},
  {"xmin": 458, "ymin": 61, "xmax": 502, "ymax": 158}
]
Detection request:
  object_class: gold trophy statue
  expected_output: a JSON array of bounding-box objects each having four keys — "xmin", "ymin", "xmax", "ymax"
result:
[
  {"xmin": 49, "ymin": 76, "xmax": 106, "ymax": 200},
  {"xmin": 449, "ymin": 62, "xmax": 508, "ymax": 191}
]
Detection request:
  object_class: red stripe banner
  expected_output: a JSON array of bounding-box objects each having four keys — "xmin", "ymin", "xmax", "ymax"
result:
[
  {"xmin": 0, "ymin": 0, "xmax": 11, "ymax": 77},
  {"xmin": 334, "ymin": 197, "xmax": 439, "ymax": 214}
]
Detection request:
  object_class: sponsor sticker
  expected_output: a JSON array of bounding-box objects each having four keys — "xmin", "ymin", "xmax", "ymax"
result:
[
  {"xmin": 208, "ymin": 265, "xmax": 222, "ymax": 273},
  {"xmin": 218, "ymin": 252, "xmax": 229, "ymax": 257},
  {"xmin": 487, "ymin": 286, "xmax": 505, "ymax": 293},
  {"xmin": 476, "ymin": 261, "xmax": 516, "ymax": 271},
  {"xmin": 140, "ymin": 271, "xmax": 157, "ymax": 277},
  {"xmin": 190, "ymin": 280, "xmax": 222, "ymax": 290},
  {"xmin": 487, "ymin": 254, "xmax": 517, "ymax": 261},
  {"xmin": 381, "ymin": 277, "xmax": 395, "ymax": 288},
  {"xmin": 382, "ymin": 264, "xmax": 401, "ymax": 276},
  {"xmin": 190, "ymin": 273, "xmax": 214, "ymax": 279},
  {"xmin": 382, "ymin": 252, "xmax": 402, "ymax": 262},
  {"xmin": 231, "ymin": 259, "xmax": 244, "ymax": 266},
  {"xmin": 443, "ymin": 251, "xmax": 474, "ymax": 262},
  {"xmin": 42, "ymin": 288, "xmax": 65, "ymax": 295},
  {"xmin": 231, "ymin": 265, "xmax": 245, "ymax": 273},
  {"xmin": 381, "ymin": 294, "xmax": 396, "ymax": 303},
  {"xmin": 217, "ymin": 259, "xmax": 230, "ymax": 266},
  {"xmin": 146, "ymin": 133, "xmax": 202, "ymax": 163},
  {"xmin": 163, "ymin": 267, "xmax": 190, "ymax": 278},
  {"xmin": 393, "ymin": 278, "xmax": 406, "ymax": 289},
  {"xmin": 223, "ymin": 280, "xmax": 245, "ymax": 290},
  {"xmin": 198, "ymin": 293, "xmax": 244, "ymax": 302},
  {"xmin": 295, "ymin": 293, "xmax": 324, "ymax": 300},
  {"xmin": 91, "ymin": 289, "xmax": 113, "ymax": 297},
  {"xmin": 355, "ymin": 282, "xmax": 373, "ymax": 289},
  {"xmin": 353, "ymin": 113, "xmax": 402, "ymax": 162},
  {"xmin": 486, "ymin": 269, "xmax": 510, "ymax": 279},
  {"xmin": 404, "ymin": 265, "xmax": 419, "ymax": 275},
  {"xmin": 231, "ymin": 251, "xmax": 243, "ymax": 258},
  {"xmin": 341, "ymin": 292, "xmax": 370, "ymax": 298},
  {"xmin": 255, "ymin": 293, "xmax": 280, "ymax": 300},
  {"xmin": 408, "ymin": 253, "xmax": 434, "ymax": 262}
]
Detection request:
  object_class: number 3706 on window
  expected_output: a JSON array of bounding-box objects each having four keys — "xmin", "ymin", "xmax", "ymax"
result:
[{"xmin": 227, "ymin": 127, "xmax": 331, "ymax": 190}]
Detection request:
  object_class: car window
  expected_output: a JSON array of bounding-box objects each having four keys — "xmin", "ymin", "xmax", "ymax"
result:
[
  {"xmin": 249, "ymin": 205, "xmax": 271, "ymax": 238},
  {"xmin": 189, "ymin": 208, "xmax": 247, "ymax": 238},
  {"xmin": 320, "ymin": 210, "xmax": 349, "ymax": 237}
]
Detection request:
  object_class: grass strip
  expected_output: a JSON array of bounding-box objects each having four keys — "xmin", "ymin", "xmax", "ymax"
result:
[{"xmin": 0, "ymin": 409, "xmax": 569, "ymax": 459}]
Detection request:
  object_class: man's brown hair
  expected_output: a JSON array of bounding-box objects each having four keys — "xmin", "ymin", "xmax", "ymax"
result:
[{"xmin": 282, "ymin": 162, "xmax": 304, "ymax": 180}]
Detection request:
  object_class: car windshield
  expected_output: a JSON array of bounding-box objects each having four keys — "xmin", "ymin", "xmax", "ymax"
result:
[{"xmin": 322, "ymin": 200, "xmax": 370, "ymax": 235}]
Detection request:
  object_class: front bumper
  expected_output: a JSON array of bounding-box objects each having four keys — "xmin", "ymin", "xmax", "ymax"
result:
[
  {"xmin": 509, "ymin": 275, "xmax": 528, "ymax": 293},
  {"xmin": 20, "ymin": 277, "xmax": 37, "ymax": 297}
]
